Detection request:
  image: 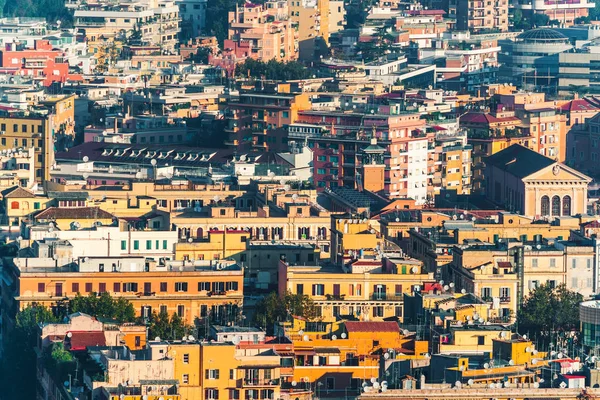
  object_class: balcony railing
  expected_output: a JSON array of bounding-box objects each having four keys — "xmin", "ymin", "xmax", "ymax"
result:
[{"xmin": 370, "ymin": 293, "xmax": 404, "ymax": 301}]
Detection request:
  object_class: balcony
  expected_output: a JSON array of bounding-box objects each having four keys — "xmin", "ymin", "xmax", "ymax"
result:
[
  {"xmin": 243, "ymin": 378, "xmax": 280, "ymax": 387},
  {"xmin": 500, "ymin": 296, "xmax": 511, "ymax": 304},
  {"xmin": 370, "ymin": 293, "xmax": 404, "ymax": 301}
]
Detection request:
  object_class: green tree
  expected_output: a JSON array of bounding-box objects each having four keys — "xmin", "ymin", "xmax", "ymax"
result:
[
  {"xmin": 235, "ymin": 58, "xmax": 311, "ymax": 81},
  {"xmin": 254, "ymin": 292, "xmax": 319, "ymax": 333},
  {"xmin": 532, "ymin": 13, "xmax": 550, "ymax": 27},
  {"xmin": 0, "ymin": 305, "xmax": 59, "ymax": 399},
  {"xmin": 517, "ymin": 283, "xmax": 582, "ymax": 336},
  {"xmin": 147, "ymin": 311, "xmax": 194, "ymax": 340},
  {"xmin": 69, "ymin": 292, "xmax": 136, "ymax": 323}
]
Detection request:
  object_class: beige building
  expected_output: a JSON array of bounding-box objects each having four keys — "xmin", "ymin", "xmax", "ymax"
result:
[
  {"xmin": 227, "ymin": 1, "xmax": 298, "ymax": 62},
  {"xmin": 485, "ymin": 144, "xmax": 591, "ymax": 218},
  {"xmin": 328, "ymin": 0, "xmax": 346, "ymax": 34},
  {"xmin": 289, "ymin": 0, "xmax": 329, "ymax": 60}
]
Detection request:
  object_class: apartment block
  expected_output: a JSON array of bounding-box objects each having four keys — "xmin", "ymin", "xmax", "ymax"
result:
[
  {"xmin": 452, "ymin": 0, "xmax": 508, "ymax": 33},
  {"xmin": 226, "ymin": 1, "xmax": 298, "ymax": 62},
  {"xmin": 289, "ymin": 0, "xmax": 329, "ymax": 60}
]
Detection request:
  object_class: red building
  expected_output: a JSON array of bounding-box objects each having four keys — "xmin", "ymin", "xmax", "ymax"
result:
[{"xmin": 0, "ymin": 40, "xmax": 69, "ymax": 86}]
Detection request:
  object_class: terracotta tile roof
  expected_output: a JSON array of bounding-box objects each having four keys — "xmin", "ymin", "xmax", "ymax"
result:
[
  {"xmin": 345, "ymin": 321, "xmax": 399, "ymax": 333},
  {"xmin": 35, "ymin": 207, "xmax": 115, "ymax": 220},
  {"xmin": 66, "ymin": 331, "xmax": 106, "ymax": 351},
  {"xmin": 2, "ymin": 186, "xmax": 36, "ymax": 198},
  {"xmin": 583, "ymin": 220, "xmax": 600, "ymax": 228},
  {"xmin": 558, "ymin": 98, "xmax": 600, "ymax": 112}
]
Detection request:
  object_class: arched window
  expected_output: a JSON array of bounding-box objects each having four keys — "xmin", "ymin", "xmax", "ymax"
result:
[
  {"xmin": 541, "ymin": 196, "xmax": 550, "ymax": 216},
  {"xmin": 10, "ymin": 201, "xmax": 18, "ymax": 210},
  {"xmin": 552, "ymin": 195, "xmax": 561, "ymax": 216},
  {"xmin": 563, "ymin": 195, "xmax": 572, "ymax": 216}
]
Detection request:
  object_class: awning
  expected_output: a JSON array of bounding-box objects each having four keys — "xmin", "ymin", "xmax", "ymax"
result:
[
  {"xmin": 315, "ymin": 348, "xmax": 341, "ymax": 354},
  {"xmin": 294, "ymin": 350, "xmax": 316, "ymax": 356}
]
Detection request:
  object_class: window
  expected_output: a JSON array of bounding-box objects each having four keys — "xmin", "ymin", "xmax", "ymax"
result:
[
  {"xmin": 113, "ymin": 282, "xmax": 121, "ymax": 292},
  {"xmin": 563, "ymin": 195, "xmax": 571, "ymax": 215},
  {"xmin": 133, "ymin": 240, "xmax": 139, "ymax": 250},
  {"xmin": 10, "ymin": 201, "xmax": 18, "ymax": 209},
  {"xmin": 230, "ymin": 369, "xmax": 235, "ymax": 379},
  {"xmin": 160, "ymin": 305, "xmax": 167, "ymax": 314},
  {"xmin": 183, "ymin": 354, "xmax": 189, "ymax": 364},
  {"xmin": 55, "ymin": 283, "xmax": 63, "ymax": 297},
  {"xmin": 175, "ymin": 282, "xmax": 188, "ymax": 292},
  {"xmin": 477, "ymin": 336, "xmax": 485, "ymax": 345},
  {"xmin": 531, "ymin": 258, "xmax": 538, "ymax": 268},
  {"xmin": 34, "ymin": 202, "xmax": 40, "ymax": 210},
  {"xmin": 481, "ymin": 287, "xmax": 492, "ymax": 299},
  {"xmin": 183, "ymin": 374, "xmax": 189, "ymax": 384},
  {"xmin": 395, "ymin": 306, "xmax": 403, "ymax": 317},
  {"xmin": 229, "ymin": 389, "xmax": 240, "ymax": 399},
  {"xmin": 550, "ymin": 258, "xmax": 556, "ymax": 268},
  {"xmin": 163, "ymin": 240, "xmax": 168, "ymax": 250},
  {"xmin": 572, "ymin": 259, "xmax": 577, "ymax": 269},
  {"xmin": 123, "ymin": 282, "xmax": 138, "ymax": 292},
  {"xmin": 312, "ymin": 284, "xmax": 325, "ymax": 296},
  {"xmin": 372, "ymin": 306, "xmax": 384, "ymax": 317},
  {"xmin": 85, "ymin": 282, "xmax": 93, "ymax": 292},
  {"xmin": 206, "ymin": 369, "xmax": 220, "ymax": 379},
  {"xmin": 72, "ymin": 282, "xmax": 79, "ymax": 293},
  {"xmin": 541, "ymin": 195, "xmax": 550, "ymax": 216},
  {"xmin": 206, "ymin": 389, "xmax": 219, "ymax": 400},
  {"xmin": 588, "ymin": 258, "xmax": 592, "ymax": 269},
  {"xmin": 99, "ymin": 264, "xmax": 104, "ymax": 272},
  {"xmin": 395, "ymin": 284, "xmax": 403, "ymax": 296},
  {"xmin": 572, "ymin": 277, "xmax": 578, "ymax": 289},
  {"xmin": 12, "ymin": 124, "xmax": 17, "ymax": 132},
  {"xmin": 160, "ymin": 282, "xmax": 167, "ymax": 292},
  {"xmin": 99, "ymin": 283, "xmax": 106, "ymax": 293},
  {"xmin": 552, "ymin": 195, "xmax": 561, "ymax": 216},
  {"xmin": 529, "ymin": 280, "xmax": 539, "ymax": 290},
  {"xmin": 38, "ymin": 283, "xmax": 45, "ymax": 292},
  {"xmin": 177, "ymin": 305, "xmax": 185, "ymax": 317},
  {"xmin": 282, "ymin": 111, "xmax": 289, "ymax": 118},
  {"xmin": 121, "ymin": 240, "xmax": 127, "ymax": 250},
  {"xmin": 146, "ymin": 240, "xmax": 152, "ymax": 250},
  {"xmin": 198, "ymin": 282, "xmax": 210, "ymax": 291}
]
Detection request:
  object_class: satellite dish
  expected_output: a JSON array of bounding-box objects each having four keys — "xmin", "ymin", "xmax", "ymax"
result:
[
  {"xmin": 155, "ymin": 336, "xmax": 161, "ymax": 341},
  {"xmin": 560, "ymin": 382, "xmax": 567, "ymax": 389},
  {"xmin": 83, "ymin": 156, "xmax": 89, "ymax": 162},
  {"xmin": 67, "ymin": 332, "xmax": 73, "ymax": 338},
  {"xmin": 532, "ymin": 358, "xmax": 538, "ymax": 365},
  {"xmin": 373, "ymin": 382, "xmax": 380, "ymax": 389},
  {"xmin": 459, "ymin": 365, "xmax": 464, "ymax": 371},
  {"xmin": 468, "ymin": 379, "xmax": 474, "ymax": 385},
  {"xmin": 298, "ymin": 330, "xmax": 304, "ymax": 335},
  {"xmin": 558, "ymin": 352, "xmax": 564, "ymax": 358},
  {"xmin": 443, "ymin": 285, "xmax": 449, "ymax": 291},
  {"xmin": 525, "ymin": 347, "xmax": 531, "ymax": 353},
  {"xmin": 455, "ymin": 381, "xmax": 462, "ymax": 388},
  {"xmin": 303, "ymin": 335, "xmax": 309, "ymax": 342},
  {"xmin": 384, "ymin": 353, "xmax": 390, "ymax": 360},
  {"xmin": 484, "ymin": 363, "xmax": 490, "ymax": 369},
  {"xmin": 188, "ymin": 335, "xmax": 195, "ymax": 341},
  {"xmin": 440, "ymin": 280, "xmax": 444, "ymax": 285},
  {"xmin": 509, "ymin": 359, "xmax": 514, "ymax": 366},
  {"xmin": 341, "ymin": 333, "xmax": 347, "ymax": 339},
  {"xmin": 449, "ymin": 282, "xmax": 455, "ymax": 288},
  {"xmin": 533, "ymin": 349, "xmax": 538, "ymax": 355},
  {"xmin": 371, "ymin": 377, "xmax": 377, "ymax": 384},
  {"xmin": 504, "ymin": 382, "xmax": 510, "ymax": 388},
  {"xmin": 533, "ymin": 382, "xmax": 540, "ymax": 388},
  {"xmin": 292, "ymin": 381, "xmax": 297, "ymax": 387},
  {"xmin": 461, "ymin": 289, "xmax": 466, "ymax": 294},
  {"xmin": 488, "ymin": 383, "xmax": 494, "ymax": 389},
  {"xmin": 331, "ymin": 335, "xmax": 337, "ymax": 340}
]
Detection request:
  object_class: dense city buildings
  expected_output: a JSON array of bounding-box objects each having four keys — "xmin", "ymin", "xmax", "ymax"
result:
[{"xmin": 1, "ymin": 0, "xmax": 600, "ymax": 399}]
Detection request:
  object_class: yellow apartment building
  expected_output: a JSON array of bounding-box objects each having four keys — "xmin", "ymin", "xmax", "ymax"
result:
[
  {"xmin": 0, "ymin": 115, "xmax": 54, "ymax": 184},
  {"xmin": 1, "ymin": 186, "xmax": 50, "ymax": 226},
  {"xmin": 289, "ymin": 0, "xmax": 330, "ymax": 60},
  {"xmin": 436, "ymin": 136, "xmax": 473, "ymax": 195},
  {"xmin": 435, "ymin": 324, "xmax": 512, "ymax": 355},
  {"xmin": 278, "ymin": 319, "xmax": 427, "ymax": 393},
  {"xmin": 330, "ymin": 215, "xmax": 384, "ymax": 266},
  {"xmin": 149, "ymin": 341, "xmax": 282, "ymax": 400},
  {"xmin": 4, "ymin": 258, "xmax": 244, "ymax": 325},
  {"xmin": 34, "ymin": 206, "xmax": 116, "ymax": 230},
  {"xmin": 279, "ymin": 256, "xmax": 433, "ymax": 322}
]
